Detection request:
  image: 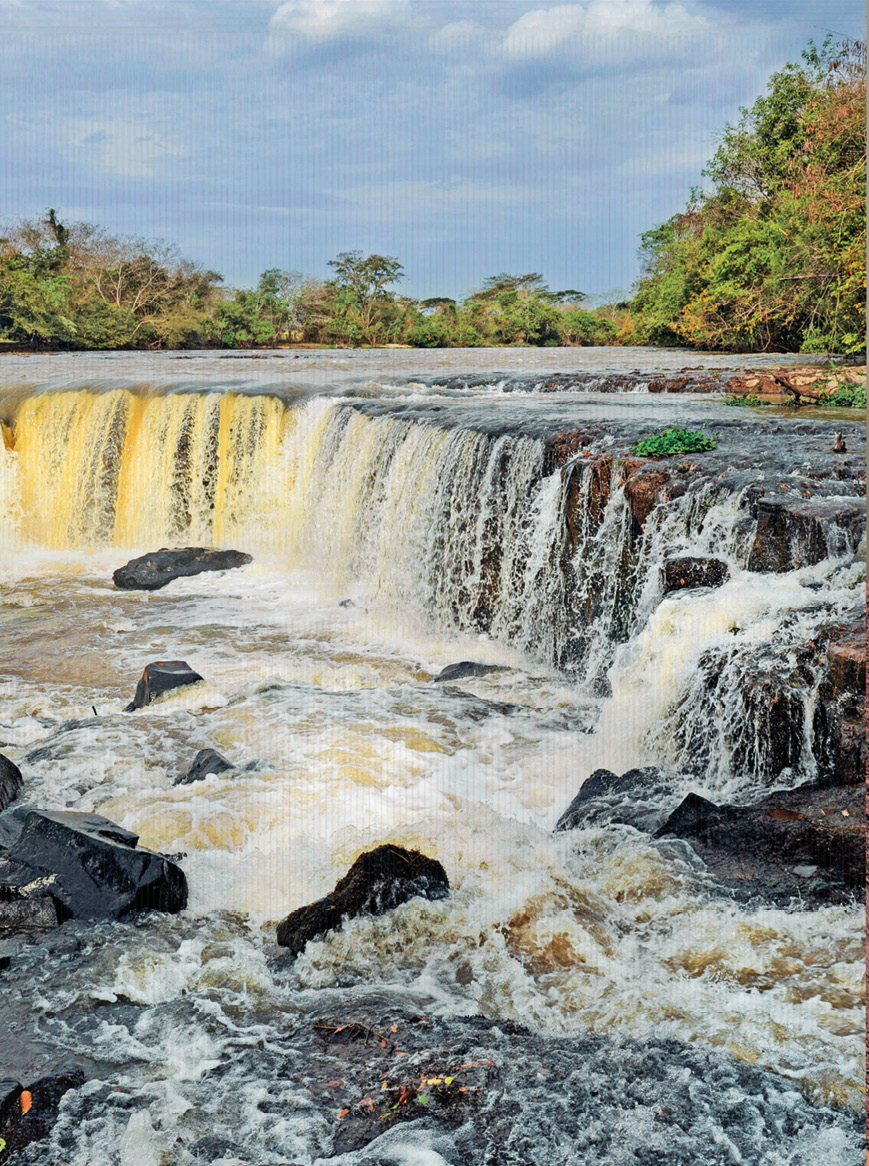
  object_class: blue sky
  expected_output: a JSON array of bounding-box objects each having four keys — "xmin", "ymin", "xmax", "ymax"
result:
[{"xmin": 0, "ymin": 0, "xmax": 864, "ymax": 299}]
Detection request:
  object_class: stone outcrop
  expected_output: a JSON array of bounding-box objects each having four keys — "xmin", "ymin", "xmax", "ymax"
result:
[
  {"xmin": 112, "ymin": 546, "xmax": 252, "ymax": 591},
  {"xmin": 276, "ymin": 844, "xmax": 449, "ymax": 958},
  {"xmin": 554, "ymin": 767, "xmax": 679, "ymax": 834},
  {"xmin": 655, "ymin": 783, "xmax": 864, "ymax": 902},
  {"xmin": 0, "ymin": 809, "xmax": 187, "ymax": 921},
  {"xmin": 747, "ymin": 497, "xmax": 864, "ymax": 572},
  {"xmin": 0, "ymin": 754, "xmax": 22, "ymax": 813},
  {"xmin": 124, "ymin": 660, "xmax": 204, "ymax": 711}
]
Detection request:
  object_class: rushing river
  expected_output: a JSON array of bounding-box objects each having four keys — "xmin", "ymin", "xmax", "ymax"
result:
[{"xmin": 0, "ymin": 349, "xmax": 864, "ymax": 1165}]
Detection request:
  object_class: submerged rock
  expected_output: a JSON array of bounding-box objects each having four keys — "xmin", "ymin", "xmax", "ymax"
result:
[
  {"xmin": 0, "ymin": 754, "xmax": 22, "ymax": 813},
  {"xmin": 432, "ymin": 661, "xmax": 507, "ymax": 684},
  {"xmin": 276, "ymin": 844, "xmax": 449, "ymax": 957},
  {"xmin": 0, "ymin": 809, "xmax": 187, "ymax": 920},
  {"xmin": 662, "ymin": 555, "xmax": 730, "ymax": 593},
  {"xmin": 655, "ymin": 783, "xmax": 864, "ymax": 901},
  {"xmin": 175, "ymin": 748, "xmax": 233, "ymax": 786},
  {"xmin": 112, "ymin": 546, "xmax": 252, "ymax": 591},
  {"xmin": 124, "ymin": 660, "xmax": 204, "ymax": 712}
]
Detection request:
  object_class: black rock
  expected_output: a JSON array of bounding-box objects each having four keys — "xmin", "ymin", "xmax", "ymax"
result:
[
  {"xmin": 2, "ymin": 809, "xmax": 187, "ymax": 920},
  {"xmin": 112, "ymin": 547, "xmax": 252, "ymax": 591},
  {"xmin": 277, "ymin": 844, "xmax": 450, "ymax": 957},
  {"xmin": 175, "ymin": 748, "xmax": 233, "ymax": 786},
  {"xmin": 433, "ymin": 662, "xmax": 507, "ymax": 684},
  {"xmin": 662, "ymin": 556, "xmax": 730, "ymax": 593},
  {"xmin": 0, "ymin": 1078, "xmax": 22, "ymax": 1127},
  {"xmin": 0, "ymin": 1065, "xmax": 85, "ymax": 1161},
  {"xmin": 124, "ymin": 660, "xmax": 204, "ymax": 712},
  {"xmin": 0, "ymin": 754, "xmax": 22, "ymax": 813}
]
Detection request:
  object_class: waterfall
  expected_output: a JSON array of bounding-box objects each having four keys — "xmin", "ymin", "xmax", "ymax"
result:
[{"xmin": 1, "ymin": 386, "xmax": 861, "ymax": 791}]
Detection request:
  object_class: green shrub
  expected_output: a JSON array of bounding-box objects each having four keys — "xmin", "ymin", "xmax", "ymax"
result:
[
  {"xmin": 723, "ymin": 394, "xmax": 767, "ymax": 407},
  {"xmin": 632, "ymin": 427, "xmax": 718, "ymax": 457}
]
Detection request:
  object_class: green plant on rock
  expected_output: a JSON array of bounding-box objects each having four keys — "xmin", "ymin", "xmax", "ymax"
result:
[
  {"xmin": 724, "ymin": 394, "xmax": 768, "ymax": 406},
  {"xmin": 633, "ymin": 427, "xmax": 718, "ymax": 457}
]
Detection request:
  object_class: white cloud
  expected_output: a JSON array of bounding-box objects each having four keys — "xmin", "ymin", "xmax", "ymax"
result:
[
  {"xmin": 269, "ymin": 0, "xmax": 412, "ymax": 39},
  {"xmin": 502, "ymin": 0, "xmax": 709, "ymax": 59}
]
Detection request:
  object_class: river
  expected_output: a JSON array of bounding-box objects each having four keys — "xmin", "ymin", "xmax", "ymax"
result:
[{"xmin": 0, "ymin": 348, "xmax": 864, "ymax": 1165}]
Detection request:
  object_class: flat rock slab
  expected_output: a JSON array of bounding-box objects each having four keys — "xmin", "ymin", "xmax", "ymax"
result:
[
  {"xmin": 112, "ymin": 546, "xmax": 252, "ymax": 591},
  {"xmin": 0, "ymin": 754, "xmax": 22, "ymax": 813},
  {"xmin": 125, "ymin": 660, "xmax": 204, "ymax": 711},
  {"xmin": 1, "ymin": 808, "xmax": 187, "ymax": 920},
  {"xmin": 277, "ymin": 844, "xmax": 449, "ymax": 957}
]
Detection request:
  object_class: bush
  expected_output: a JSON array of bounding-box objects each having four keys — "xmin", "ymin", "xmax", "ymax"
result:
[{"xmin": 633, "ymin": 427, "xmax": 718, "ymax": 457}]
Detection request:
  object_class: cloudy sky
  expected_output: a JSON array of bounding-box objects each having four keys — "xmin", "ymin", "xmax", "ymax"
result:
[{"xmin": 0, "ymin": 0, "xmax": 863, "ymax": 299}]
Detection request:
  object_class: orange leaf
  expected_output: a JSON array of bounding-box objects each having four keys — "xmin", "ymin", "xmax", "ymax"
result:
[{"xmin": 20, "ymin": 1092, "xmax": 32, "ymax": 1115}]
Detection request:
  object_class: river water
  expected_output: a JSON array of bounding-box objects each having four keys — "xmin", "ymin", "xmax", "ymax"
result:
[{"xmin": 0, "ymin": 349, "xmax": 864, "ymax": 1165}]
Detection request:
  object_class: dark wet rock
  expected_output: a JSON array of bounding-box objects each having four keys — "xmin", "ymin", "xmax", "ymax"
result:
[
  {"xmin": 0, "ymin": 809, "xmax": 187, "ymax": 920},
  {"xmin": 662, "ymin": 556, "xmax": 730, "ymax": 593},
  {"xmin": 655, "ymin": 783, "xmax": 864, "ymax": 902},
  {"xmin": 112, "ymin": 546, "xmax": 252, "ymax": 591},
  {"xmin": 175, "ymin": 748, "xmax": 233, "ymax": 786},
  {"xmin": 124, "ymin": 659, "xmax": 204, "ymax": 711},
  {"xmin": 747, "ymin": 497, "xmax": 864, "ymax": 572},
  {"xmin": 276, "ymin": 844, "xmax": 449, "ymax": 957},
  {"xmin": 813, "ymin": 625, "xmax": 866, "ymax": 785},
  {"xmin": 229, "ymin": 1002, "xmax": 862, "ymax": 1162},
  {"xmin": 0, "ymin": 754, "xmax": 22, "ymax": 813},
  {"xmin": 0, "ymin": 1065, "xmax": 85, "ymax": 1163},
  {"xmin": 432, "ymin": 661, "xmax": 507, "ymax": 684},
  {"xmin": 554, "ymin": 767, "xmax": 680, "ymax": 833}
]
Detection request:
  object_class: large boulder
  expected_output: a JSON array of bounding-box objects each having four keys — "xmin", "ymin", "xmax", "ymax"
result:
[
  {"xmin": 0, "ymin": 753, "xmax": 22, "ymax": 813},
  {"xmin": 112, "ymin": 547, "xmax": 252, "ymax": 591},
  {"xmin": 662, "ymin": 555, "xmax": 729, "ymax": 593},
  {"xmin": 276, "ymin": 844, "xmax": 449, "ymax": 957},
  {"xmin": 0, "ymin": 809, "xmax": 187, "ymax": 920},
  {"xmin": 655, "ymin": 783, "xmax": 864, "ymax": 901},
  {"xmin": 124, "ymin": 660, "xmax": 204, "ymax": 712},
  {"xmin": 174, "ymin": 748, "xmax": 233, "ymax": 786}
]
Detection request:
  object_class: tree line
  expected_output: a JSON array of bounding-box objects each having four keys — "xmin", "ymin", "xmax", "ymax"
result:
[{"xmin": 0, "ymin": 37, "xmax": 862, "ymax": 354}]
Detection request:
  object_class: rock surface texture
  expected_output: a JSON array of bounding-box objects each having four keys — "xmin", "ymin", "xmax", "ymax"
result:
[
  {"xmin": 277, "ymin": 844, "xmax": 449, "ymax": 957},
  {"xmin": 112, "ymin": 546, "xmax": 252, "ymax": 591}
]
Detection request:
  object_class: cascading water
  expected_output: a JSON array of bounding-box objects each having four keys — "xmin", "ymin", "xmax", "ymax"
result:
[{"xmin": 0, "ymin": 356, "xmax": 864, "ymax": 1165}]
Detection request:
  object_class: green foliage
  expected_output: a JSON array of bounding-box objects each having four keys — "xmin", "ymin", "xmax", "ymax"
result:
[
  {"xmin": 723, "ymin": 394, "xmax": 768, "ymax": 407},
  {"xmin": 632, "ymin": 427, "xmax": 718, "ymax": 457},
  {"xmin": 630, "ymin": 37, "xmax": 866, "ymax": 353},
  {"xmin": 820, "ymin": 382, "xmax": 866, "ymax": 408}
]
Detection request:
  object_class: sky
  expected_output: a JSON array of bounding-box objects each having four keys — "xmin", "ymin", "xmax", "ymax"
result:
[{"xmin": 0, "ymin": 0, "xmax": 864, "ymax": 300}]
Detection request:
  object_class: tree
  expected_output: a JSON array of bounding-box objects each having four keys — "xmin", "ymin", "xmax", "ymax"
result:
[{"xmin": 326, "ymin": 250, "xmax": 404, "ymax": 344}]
